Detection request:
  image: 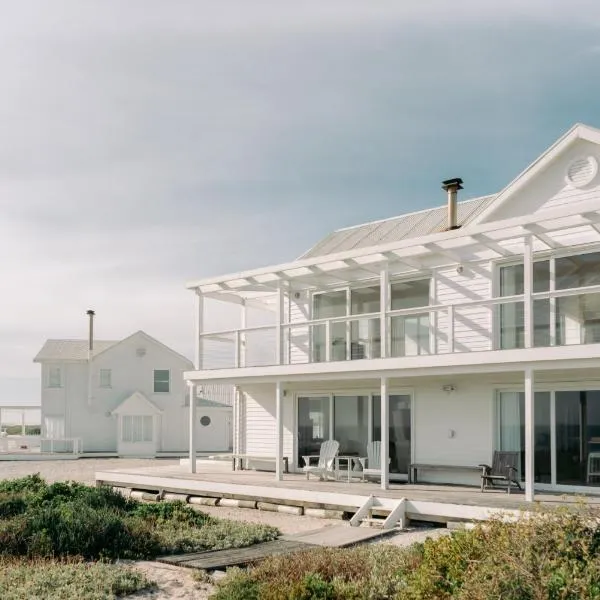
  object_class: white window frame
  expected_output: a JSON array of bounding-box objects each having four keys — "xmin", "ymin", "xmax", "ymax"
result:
[
  {"xmin": 99, "ymin": 369, "xmax": 112, "ymax": 388},
  {"xmin": 47, "ymin": 366, "xmax": 62, "ymax": 388},
  {"xmin": 121, "ymin": 414, "xmax": 154, "ymax": 443},
  {"xmin": 153, "ymin": 369, "xmax": 171, "ymax": 394},
  {"xmin": 292, "ymin": 387, "xmax": 414, "ymax": 478},
  {"xmin": 309, "ymin": 275, "xmax": 432, "ymax": 362}
]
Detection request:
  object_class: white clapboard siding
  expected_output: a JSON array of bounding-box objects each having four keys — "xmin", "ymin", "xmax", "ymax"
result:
[
  {"xmin": 243, "ymin": 384, "xmax": 294, "ymax": 461},
  {"xmin": 436, "ymin": 264, "xmax": 493, "ymax": 354}
]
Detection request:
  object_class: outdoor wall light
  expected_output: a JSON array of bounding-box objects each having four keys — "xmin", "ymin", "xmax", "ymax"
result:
[{"xmin": 442, "ymin": 384, "xmax": 456, "ymax": 393}]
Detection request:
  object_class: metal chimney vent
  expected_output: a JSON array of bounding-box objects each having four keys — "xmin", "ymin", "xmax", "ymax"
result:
[{"xmin": 442, "ymin": 178, "xmax": 463, "ymax": 230}]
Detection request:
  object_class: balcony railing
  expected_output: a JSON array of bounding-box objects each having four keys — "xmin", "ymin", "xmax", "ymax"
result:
[{"xmin": 197, "ymin": 283, "xmax": 600, "ymax": 370}]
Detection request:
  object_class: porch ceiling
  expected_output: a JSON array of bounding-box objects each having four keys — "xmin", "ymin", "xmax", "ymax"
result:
[{"xmin": 187, "ymin": 199, "xmax": 600, "ymax": 305}]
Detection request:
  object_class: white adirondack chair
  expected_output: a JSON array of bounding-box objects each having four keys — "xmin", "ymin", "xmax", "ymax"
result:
[
  {"xmin": 302, "ymin": 440, "xmax": 340, "ymax": 480},
  {"xmin": 358, "ymin": 441, "xmax": 389, "ymax": 481}
]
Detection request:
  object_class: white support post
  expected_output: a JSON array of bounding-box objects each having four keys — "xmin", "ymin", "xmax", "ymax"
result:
[
  {"xmin": 276, "ymin": 284, "xmax": 285, "ymax": 365},
  {"xmin": 275, "ymin": 381, "xmax": 284, "ymax": 481},
  {"xmin": 430, "ymin": 269, "xmax": 438, "ymax": 355},
  {"xmin": 380, "ymin": 377, "xmax": 389, "ymax": 490},
  {"xmin": 447, "ymin": 305, "xmax": 455, "ymax": 353},
  {"xmin": 380, "ymin": 266, "xmax": 389, "ymax": 358},
  {"xmin": 524, "ymin": 235, "xmax": 533, "ymax": 349},
  {"xmin": 325, "ymin": 321, "xmax": 331, "ymax": 362},
  {"xmin": 240, "ymin": 300, "xmax": 247, "ymax": 368},
  {"xmin": 524, "ymin": 368, "xmax": 535, "ymax": 501},
  {"xmin": 21, "ymin": 412, "xmax": 25, "ymax": 436},
  {"xmin": 188, "ymin": 382, "xmax": 197, "ymax": 474},
  {"xmin": 194, "ymin": 291, "xmax": 204, "ymax": 370},
  {"xmin": 549, "ymin": 257, "xmax": 556, "ymax": 346}
]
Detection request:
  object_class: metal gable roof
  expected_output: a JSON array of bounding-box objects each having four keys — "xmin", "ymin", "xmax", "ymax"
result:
[
  {"xmin": 33, "ymin": 339, "xmax": 119, "ymax": 362},
  {"xmin": 299, "ymin": 194, "xmax": 495, "ymax": 259}
]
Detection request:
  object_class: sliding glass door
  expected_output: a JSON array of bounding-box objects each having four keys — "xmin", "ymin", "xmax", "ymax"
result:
[
  {"xmin": 373, "ymin": 395, "xmax": 412, "ymax": 476},
  {"xmin": 296, "ymin": 392, "xmax": 412, "ymax": 478},
  {"xmin": 297, "ymin": 396, "xmax": 330, "ymax": 467},
  {"xmin": 496, "ymin": 388, "xmax": 600, "ymax": 490}
]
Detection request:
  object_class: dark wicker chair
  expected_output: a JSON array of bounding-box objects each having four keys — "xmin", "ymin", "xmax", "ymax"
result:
[{"xmin": 479, "ymin": 451, "xmax": 521, "ymax": 494}]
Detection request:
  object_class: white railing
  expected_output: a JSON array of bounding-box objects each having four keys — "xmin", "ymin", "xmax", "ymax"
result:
[
  {"xmin": 0, "ymin": 435, "xmax": 41, "ymax": 453},
  {"xmin": 196, "ymin": 284, "xmax": 600, "ymax": 369},
  {"xmin": 40, "ymin": 438, "xmax": 83, "ymax": 455}
]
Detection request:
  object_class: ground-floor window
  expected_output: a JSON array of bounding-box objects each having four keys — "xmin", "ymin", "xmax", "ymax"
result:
[
  {"xmin": 496, "ymin": 389, "xmax": 600, "ymax": 488},
  {"xmin": 297, "ymin": 393, "xmax": 411, "ymax": 476},
  {"xmin": 121, "ymin": 415, "xmax": 153, "ymax": 443}
]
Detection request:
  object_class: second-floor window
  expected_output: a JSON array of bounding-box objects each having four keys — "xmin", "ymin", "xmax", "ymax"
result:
[
  {"xmin": 48, "ymin": 366, "xmax": 62, "ymax": 388},
  {"xmin": 497, "ymin": 250, "xmax": 600, "ymax": 349},
  {"xmin": 99, "ymin": 369, "xmax": 112, "ymax": 388},
  {"xmin": 311, "ymin": 278, "xmax": 430, "ymax": 362},
  {"xmin": 153, "ymin": 369, "xmax": 170, "ymax": 393}
]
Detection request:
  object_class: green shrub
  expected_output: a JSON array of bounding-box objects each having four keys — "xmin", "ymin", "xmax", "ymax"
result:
[
  {"xmin": 0, "ymin": 476, "xmax": 279, "ymax": 561},
  {"xmin": 213, "ymin": 507, "xmax": 600, "ymax": 600},
  {"xmin": 0, "ymin": 474, "xmax": 45, "ymax": 495},
  {"xmin": 0, "ymin": 557, "xmax": 152, "ymax": 600}
]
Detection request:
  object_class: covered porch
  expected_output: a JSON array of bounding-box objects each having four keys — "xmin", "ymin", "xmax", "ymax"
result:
[{"xmin": 188, "ymin": 364, "xmax": 600, "ymax": 504}]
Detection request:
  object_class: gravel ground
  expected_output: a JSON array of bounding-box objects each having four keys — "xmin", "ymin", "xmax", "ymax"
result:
[{"xmin": 0, "ymin": 457, "xmax": 181, "ymax": 484}]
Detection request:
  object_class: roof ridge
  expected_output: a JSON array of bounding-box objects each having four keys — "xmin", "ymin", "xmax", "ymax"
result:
[{"xmin": 334, "ymin": 194, "xmax": 496, "ymax": 234}]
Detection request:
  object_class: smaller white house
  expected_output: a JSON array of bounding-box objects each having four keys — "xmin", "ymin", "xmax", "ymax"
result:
[{"xmin": 34, "ymin": 326, "xmax": 232, "ymax": 457}]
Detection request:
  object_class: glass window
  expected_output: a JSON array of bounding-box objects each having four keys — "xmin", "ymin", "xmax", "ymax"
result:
[
  {"xmin": 496, "ymin": 391, "xmax": 551, "ymax": 483},
  {"xmin": 556, "ymin": 390, "xmax": 600, "ymax": 486},
  {"xmin": 498, "ymin": 261, "xmax": 550, "ymax": 349},
  {"xmin": 297, "ymin": 396, "xmax": 330, "ymax": 467},
  {"xmin": 556, "ymin": 252, "xmax": 600, "ymax": 290},
  {"xmin": 350, "ymin": 286, "xmax": 379, "ymax": 315},
  {"xmin": 390, "ymin": 280, "xmax": 430, "ymax": 357},
  {"xmin": 153, "ymin": 370, "xmax": 170, "ymax": 393},
  {"xmin": 390, "ymin": 279, "xmax": 429, "ymax": 310},
  {"xmin": 372, "ymin": 394, "xmax": 411, "ymax": 474},
  {"xmin": 557, "ymin": 292, "xmax": 600, "ymax": 345},
  {"xmin": 121, "ymin": 415, "xmax": 153, "ymax": 443},
  {"xmin": 48, "ymin": 367, "xmax": 62, "ymax": 388},
  {"xmin": 312, "ymin": 291, "xmax": 347, "ymax": 362},
  {"xmin": 99, "ymin": 369, "xmax": 111, "ymax": 388},
  {"xmin": 333, "ymin": 396, "xmax": 368, "ymax": 456}
]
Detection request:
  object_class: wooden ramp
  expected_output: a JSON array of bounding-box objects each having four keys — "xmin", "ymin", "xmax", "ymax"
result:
[{"xmin": 157, "ymin": 526, "xmax": 392, "ymax": 570}]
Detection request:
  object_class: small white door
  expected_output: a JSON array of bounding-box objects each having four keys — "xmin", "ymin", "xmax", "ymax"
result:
[{"xmin": 118, "ymin": 414, "xmax": 157, "ymax": 457}]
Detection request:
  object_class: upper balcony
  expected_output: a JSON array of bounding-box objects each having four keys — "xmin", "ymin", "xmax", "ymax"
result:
[{"xmin": 186, "ymin": 198, "xmax": 600, "ymax": 381}]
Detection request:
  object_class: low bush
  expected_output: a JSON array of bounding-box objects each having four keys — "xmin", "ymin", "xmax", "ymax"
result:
[
  {"xmin": 0, "ymin": 475, "xmax": 278, "ymax": 561},
  {"xmin": 0, "ymin": 557, "xmax": 152, "ymax": 600},
  {"xmin": 212, "ymin": 507, "xmax": 600, "ymax": 600}
]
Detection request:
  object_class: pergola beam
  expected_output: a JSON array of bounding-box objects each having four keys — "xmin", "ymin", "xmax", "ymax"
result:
[
  {"xmin": 522, "ymin": 224, "xmax": 560, "ymax": 249},
  {"xmin": 471, "ymin": 233, "xmax": 516, "ymax": 258}
]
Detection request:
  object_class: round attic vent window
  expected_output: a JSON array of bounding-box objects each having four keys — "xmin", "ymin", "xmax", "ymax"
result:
[
  {"xmin": 200, "ymin": 415, "xmax": 211, "ymax": 427},
  {"xmin": 136, "ymin": 347, "xmax": 147, "ymax": 358},
  {"xmin": 565, "ymin": 156, "xmax": 598, "ymax": 188}
]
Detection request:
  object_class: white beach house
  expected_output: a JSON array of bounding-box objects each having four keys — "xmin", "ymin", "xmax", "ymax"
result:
[
  {"xmin": 35, "ymin": 321, "xmax": 232, "ymax": 457},
  {"xmin": 184, "ymin": 123, "xmax": 600, "ymax": 501}
]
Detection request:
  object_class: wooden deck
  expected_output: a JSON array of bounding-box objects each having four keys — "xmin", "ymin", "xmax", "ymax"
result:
[{"xmin": 95, "ymin": 460, "xmax": 600, "ymax": 527}]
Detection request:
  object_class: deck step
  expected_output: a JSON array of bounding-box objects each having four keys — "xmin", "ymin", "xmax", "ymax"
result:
[{"xmin": 361, "ymin": 517, "xmax": 386, "ymax": 528}]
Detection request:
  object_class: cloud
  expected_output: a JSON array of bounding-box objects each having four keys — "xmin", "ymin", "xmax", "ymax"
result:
[{"xmin": 1, "ymin": 1, "xmax": 600, "ymax": 401}]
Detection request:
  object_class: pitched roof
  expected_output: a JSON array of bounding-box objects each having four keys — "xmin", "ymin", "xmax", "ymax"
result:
[
  {"xmin": 33, "ymin": 330, "xmax": 192, "ymax": 366},
  {"xmin": 299, "ymin": 194, "xmax": 495, "ymax": 259},
  {"xmin": 34, "ymin": 339, "xmax": 118, "ymax": 362}
]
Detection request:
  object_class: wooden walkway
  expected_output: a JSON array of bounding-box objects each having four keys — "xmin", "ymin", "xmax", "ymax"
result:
[
  {"xmin": 158, "ymin": 526, "xmax": 394, "ymax": 570},
  {"xmin": 159, "ymin": 540, "xmax": 319, "ymax": 570}
]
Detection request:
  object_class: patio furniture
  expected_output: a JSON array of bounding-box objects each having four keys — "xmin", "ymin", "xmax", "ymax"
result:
[
  {"xmin": 358, "ymin": 441, "xmax": 390, "ymax": 481},
  {"xmin": 334, "ymin": 456, "xmax": 362, "ymax": 482},
  {"xmin": 409, "ymin": 463, "xmax": 481, "ymax": 484},
  {"xmin": 207, "ymin": 454, "xmax": 289, "ymax": 473},
  {"xmin": 479, "ymin": 451, "xmax": 521, "ymax": 494},
  {"xmin": 587, "ymin": 451, "xmax": 600, "ymax": 483},
  {"xmin": 302, "ymin": 440, "xmax": 340, "ymax": 480}
]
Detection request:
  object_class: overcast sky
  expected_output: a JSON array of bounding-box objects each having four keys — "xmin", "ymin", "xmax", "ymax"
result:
[{"xmin": 2, "ymin": 1, "xmax": 600, "ymax": 404}]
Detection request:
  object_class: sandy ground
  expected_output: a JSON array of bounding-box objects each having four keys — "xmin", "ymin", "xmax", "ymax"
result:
[{"xmin": 2, "ymin": 458, "xmax": 449, "ymax": 599}]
